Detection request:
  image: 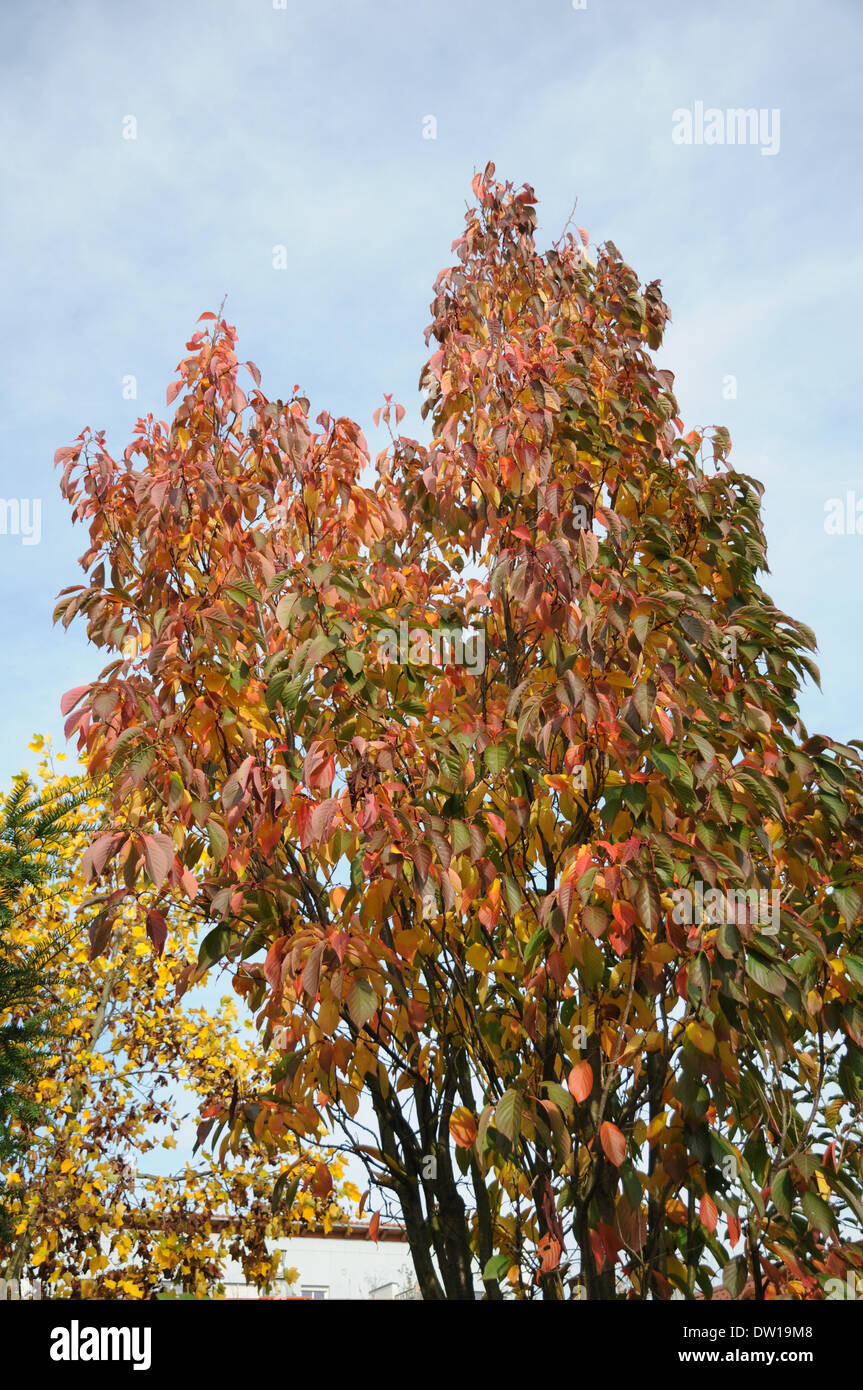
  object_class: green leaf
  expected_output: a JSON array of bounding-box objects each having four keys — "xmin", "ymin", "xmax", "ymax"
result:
[
  {"xmin": 524, "ymin": 925, "xmax": 548, "ymax": 965},
  {"xmin": 347, "ymin": 978, "xmax": 377, "ymax": 1029},
  {"xmin": 843, "ymin": 955, "xmax": 863, "ymax": 989},
  {"xmin": 710, "ymin": 784, "xmax": 732, "ymax": 824},
  {"xmin": 207, "ymin": 821, "xmax": 229, "ymax": 862},
  {"xmin": 302, "ymin": 633, "xmax": 338, "ymax": 673},
  {"xmin": 541, "ymin": 1080, "xmax": 574, "ymax": 1115},
  {"xmin": 833, "ymin": 886, "xmax": 862, "ymax": 927},
  {"xmin": 483, "ymin": 1253, "xmax": 512, "ymax": 1281},
  {"xmin": 350, "ymin": 852, "xmax": 364, "ymax": 893},
  {"xmin": 745, "ymin": 952, "xmax": 787, "ymax": 998},
  {"xmin": 716, "ymin": 920, "xmax": 741, "ymax": 960},
  {"xmin": 722, "ymin": 1257, "xmax": 747, "ymax": 1299},
  {"xmin": 632, "ymin": 611, "xmax": 650, "ymax": 646},
  {"xmin": 801, "ymin": 1190, "xmax": 836, "ymax": 1236},
  {"xmin": 276, "ymin": 593, "xmax": 300, "ymax": 629},
  {"xmin": 494, "ymin": 1089, "xmax": 523, "ymax": 1144},
  {"xmin": 576, "ymin": 937, "xmax": 605, "ymax": 989},
  {"xmin": 271, "ymin": 1171, "xmax": 301, "ymax": 1214},
  {"xmin": 483, "ymin": 744, "xmax": 509, "ymax": 776},
  {"xmin": 227, "ymin": 581, "xmax": 259, "ymax": 607},
  {"xmin": 450, "ymin": 820, "xmax": 471, "ymax": 856},
  {"xmin": 622, "ymin": 783, "xmax": 646, "ymax": 816},
  {"xmin": 771, "ymin": 1168, "xmax": 794, "ymax": 1219},
  {"xmin": 649, "ymin": 747, "xmax": 680, "ymax": 781},
  {"xmin": 633, "ymin": 680, "xmax": 657, "ymax": 725},
  {"xmin": 502, "ymin": 875, "xmax": 524, "ymax": 916},
  {"xmin": 197, "ymin": 923, "xmax": 232, "ymax": 971}
]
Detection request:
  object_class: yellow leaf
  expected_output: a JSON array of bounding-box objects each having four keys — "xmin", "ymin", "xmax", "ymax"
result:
[
  {"xmin": 685, "ymin": 1021, "xmax": 716, "ymax": 1056},
  {"xmin": 465, "ymin": 943, "xmax": 490, "ymax": 973}
]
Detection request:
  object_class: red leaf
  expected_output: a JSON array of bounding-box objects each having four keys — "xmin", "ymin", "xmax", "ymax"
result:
[
  {"xmin": 264, "ymin": 937, "xmax": 288, "ymax": 993},
  {"xmin": 609, "ymin": 898, "xmax": 636, "ymax": 953},
  {"xmin": 60, "ymin": 684, "xmax": 90, "ymax": 717},
  {"xmin": 486, "ymin": 812, "xmax": 507, "ymax": 840},
  {"xmin": 145, "ymin": 908, "xmax": 168, "ymax": 956},
  {"xmin": 303, "ymin": 743, "xmax": 335, "ymax": 793},
  {"xmin": 141, "ymin": 833, "xmax": 174, "ymax": 889},
  {"xmin": 88, "ymin": 913, "xmax": 113, "ymax": 960},
  {"xmin": 64, "ymin": 707, "xmax": 88, "ymax": 739},
  {"xmin": 301, "ymin": 940, "xmax": 325, "ymax": 1000},
  {"xmin": 590, "ymin": 1227, "xmax": 609, "ymax": 1272},
  {"xmin": 82, "ymin": 832, "xmax": 124, "ymax": 881},
  {"xmin": 558, "ymin": 877, "xmax": 575, "ymax": 922},
  {"xmin": 368, "ymin": 1211, "xmax": 380, "ymax": 1243},
  {"xmin": 600, "ymin": 1121, "xmax": 626, "ymax": 1167}
]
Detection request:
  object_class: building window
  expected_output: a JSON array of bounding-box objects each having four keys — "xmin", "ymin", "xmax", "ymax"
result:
[{"xmin": 301, "ymin": 1286, "xmax": 329, "ymax": 1300}]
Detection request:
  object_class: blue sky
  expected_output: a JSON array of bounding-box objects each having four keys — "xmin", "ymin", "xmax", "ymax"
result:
[{"xmin": 1, "ymin": 0, "xmax": 861, "ymax": 783}]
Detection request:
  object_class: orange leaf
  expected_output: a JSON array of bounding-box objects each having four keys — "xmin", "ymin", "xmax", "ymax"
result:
[
  {"xmin": 568, "ymin": 1061, "xmax": 593, "ymax": 1104},
  {"xmin": 699, "ymin": 1193, "xmax": 718, "ymax": 1235},
  {"xmin": 450, "ymin": 1107, "xmax": 478, "ymax": 1148},
  {"xmin": 537, "ymin": 1233, "xmax": 561, "ymax": 1273},
  {"xmin": 368, "ymin": 1211, "xmax": 380, "ymax": 1243},
  {"xmin": 309, "ymin": 1162, "xmax": 333, "ymax": 1198},
  {"xmin": 600, "ymin": 1120, "xmax": 626, "ymax": 1166}
]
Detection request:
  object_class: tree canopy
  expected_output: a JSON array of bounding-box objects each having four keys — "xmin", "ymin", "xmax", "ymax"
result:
[{"xmin": 54, "ymin": 163, "xmax": 863, "ymax": 1299}]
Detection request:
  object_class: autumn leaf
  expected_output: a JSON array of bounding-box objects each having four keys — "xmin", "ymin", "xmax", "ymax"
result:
[
  {"xmin": 568, "ymin": 1061, "xmax": 593, "ymax": 1104},
  {"xmin": 600, "ymin": 1121, "xmax": 626, "ymax": 1167},
  {"xmin": 449, "ymin": 1107, "xmax": 478, "ymax": 1148},
  {"xmin": 140, "ymin": 833, "xmax": 174, "ymax": 889}
]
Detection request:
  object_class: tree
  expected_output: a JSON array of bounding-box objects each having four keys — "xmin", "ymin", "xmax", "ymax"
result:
[
  {"xmin": 55, "ymin": 163, "xmax": 863, "ymax": 1299},
  {"xmin": 0, "ymin": 743, "xmax": 356, "ymax": 1297},
  {"xmin": 0, "ymin": 768, "xmax": 97, "ymax": 1242}
]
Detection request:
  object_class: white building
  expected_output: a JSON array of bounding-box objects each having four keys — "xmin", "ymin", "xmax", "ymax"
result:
[{"xmin": 218, "ymin": 1222, "xmax": 419, "ymax": 1301}]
